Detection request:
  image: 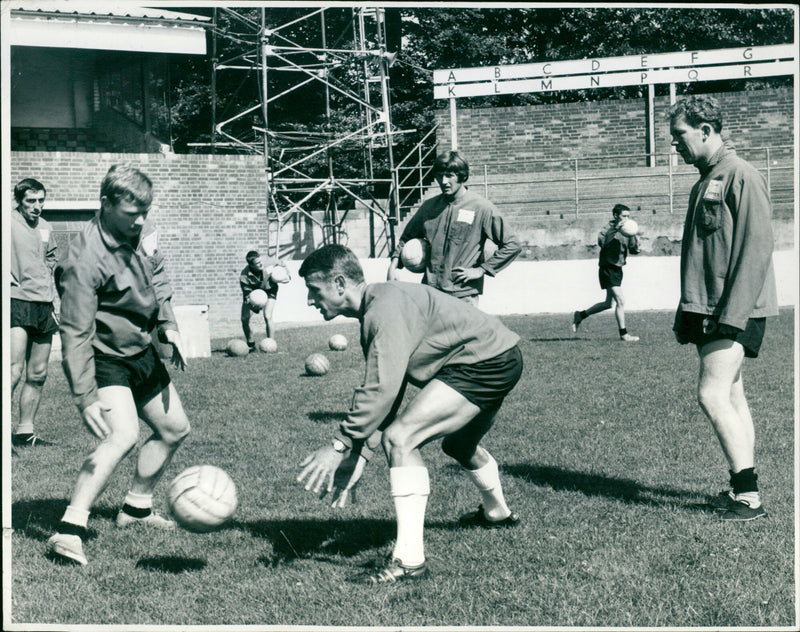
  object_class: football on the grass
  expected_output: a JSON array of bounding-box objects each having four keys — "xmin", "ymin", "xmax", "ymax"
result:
[
  {"xmin": 305, "ymin": 353, "xmax": 330, "ymax": 376},
  {"xmin": 168, "ymin": 465, "xmax": 238, "ymax": 533}
]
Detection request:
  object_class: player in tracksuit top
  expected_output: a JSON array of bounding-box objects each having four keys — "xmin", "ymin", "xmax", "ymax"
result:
[
  {"xmin": 298, "ymin": 244, "xmax": 523, "ymax": 584},
  {"xmin": 47, "ymin": 165, "xmax": 191, "ymax": 566},
  {"xmin": 10, "ymin": 178, "xmax": 58, "ymax": 446},
  {"xmin": 387, "ymin": 151, "xmax": 520, "ymax": 306},
  {"xmin": 669, "ymin": 95, "xmax": 778, "ymax": 522}
]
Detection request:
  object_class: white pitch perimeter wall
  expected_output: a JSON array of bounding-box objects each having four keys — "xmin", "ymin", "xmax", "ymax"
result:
[
  {"xmin": 47, "ymin": 250, "xmax": 797, "ymax": 360},
  {"xmin": 269, "ymin": 250, "xmax": 798, "ymax": 327}
]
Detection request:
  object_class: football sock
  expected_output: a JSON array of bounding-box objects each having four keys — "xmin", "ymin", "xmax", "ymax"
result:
[
  {"xmin": 619, "ymin": 328, "xmax": 628, "ymax": 336},
  {"xmin": 61, "ymin": 505, "xmax": 90, "ymax": 530},
  {"xmin": 122, "ymin": 491, "xmax": 154, "ymax": 518},
  {"xmin": 464, "ymin": 455, "xmax": 511, "ymax": 521},
  {"xmin": 730, "ymin": 468, "xmax": 760, "ymax": 508},
  {"xmin": 389, "ymin": 466, "xmax": 429, "ymax": 567},
  {"xmin": 62, "ymin": 505, "xmax": 90, "ymax": 528},
  {"xmin": 14, "ymin": 422, "xmax": 34, "ymax": 435},
  {"xmin": 579, "ymin": 311, "xmax": 588, "ymax": 320}
]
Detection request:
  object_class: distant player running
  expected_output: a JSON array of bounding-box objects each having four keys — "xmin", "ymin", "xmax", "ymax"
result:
[
  {"xmin": 297, "ymin": 244, "xmax": 522, "ymax": 584},
  {"xmin": 572, "ymin": 204, "xmax": 641, "ymax": 341}
]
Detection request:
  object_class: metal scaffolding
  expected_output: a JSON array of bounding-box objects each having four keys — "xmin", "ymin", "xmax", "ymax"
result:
[{"xmin": 209, "ymin": 6, "xmax": 401, "ymax": 258}]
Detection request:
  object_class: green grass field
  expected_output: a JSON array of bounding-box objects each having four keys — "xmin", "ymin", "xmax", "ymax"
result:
[{"xmin": 8, "ymin": 309, "xmax": 796, "ymax": 628}]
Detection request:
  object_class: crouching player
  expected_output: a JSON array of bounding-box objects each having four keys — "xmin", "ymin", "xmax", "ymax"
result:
[
  {"xmin": 47, "ymin": 165, "xmax": 191, "ymax": 565},
  {"xmin": 297, "ymin": 244, "xmax": 522, "ymax": 584}
]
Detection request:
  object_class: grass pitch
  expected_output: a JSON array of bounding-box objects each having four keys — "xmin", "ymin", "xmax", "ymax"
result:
[{"xmin": 7, "ymin": 309, "xmax": 796, "ymax": 628}]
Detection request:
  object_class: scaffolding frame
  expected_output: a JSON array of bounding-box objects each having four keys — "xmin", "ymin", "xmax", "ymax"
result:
[{"xmin": 208, "ymin": 6, "xmax": 401, "ymax": 258}]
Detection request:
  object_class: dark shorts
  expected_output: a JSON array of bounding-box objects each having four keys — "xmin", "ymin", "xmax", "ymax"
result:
[
  {"xmin": 94, "ymin": 344, "xmax": 172, "ymax": 405},
  {"xmin": 599, "ymin": 264, "xmax": 623, "ymax": 290},
  {"xmin": 435, "ymin": 345, "xmax": 523, "ymax": 411},
  {"xmin": 10, "ymin": 298, "xmax": 58, "ymax": 342},
  {"xmin": 674, "ymin": 312, "xmax": 766, "ymax": 359}
]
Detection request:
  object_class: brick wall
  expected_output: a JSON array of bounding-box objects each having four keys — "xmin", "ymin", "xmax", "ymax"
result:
[
  {"xmin": 9, "ymin": 151, "xmax": 387, "ymax": 333},
  {"xmin": 10, "ymin": 152, "xmax": 274, "ymax": 332},
  {"xmin": 435, "ymin": 86, "xmax": 794, "ymax": 168}
]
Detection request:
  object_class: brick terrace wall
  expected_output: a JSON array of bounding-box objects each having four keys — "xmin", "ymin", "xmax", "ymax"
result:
[
  {"xmin": 12, "ymin": 128, "xmax": 114, "ymax": 153},
  {"xmin": 435, "ymin": 86, "xmax": 794, "ymax": 168}
]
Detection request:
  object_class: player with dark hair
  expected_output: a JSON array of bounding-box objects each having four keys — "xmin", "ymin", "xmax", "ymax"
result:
[
  {"xmin": 387, "ymin": 151, "xmax": 520, "ymax": 306},
  {"xmin": 240, "ymin": 249, "xmax": 290, "ymax": 351},
  {"xmin": 298, "ymin": 244, "xmax": 523, "ymax": 583},
  {"xmin": 47, "ymin": 165, "xmax": 191, "ymax": 565},
  {"xmin": 572, "ymin": 203, "xmax": 641, "ymax": 341},
  {"xmin": 669, "ymin": 95, "xmax": 778, "ymax": 521},
  {"xmin": 10, "ymin": 177, "xmax": 58, "ymax": 447}
]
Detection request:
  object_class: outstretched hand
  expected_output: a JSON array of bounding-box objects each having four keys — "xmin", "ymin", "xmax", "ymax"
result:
[
  {"xmin": 330, "ymin": 452, "xmax": 367, "ymax": 508},
  {"xmin": 297, "ymin": 445, "xmax": 346, "ymax": 496}
]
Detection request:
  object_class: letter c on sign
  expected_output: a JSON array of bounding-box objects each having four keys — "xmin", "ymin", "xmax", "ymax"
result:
[{"xmin": 543, "ymin": 63, "xmax": 552, "ymax": 75}]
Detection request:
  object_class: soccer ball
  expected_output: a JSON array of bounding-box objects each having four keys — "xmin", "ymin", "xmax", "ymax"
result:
[
  {"xmin": 167, "ymin": 465, "xmax": 238, "ymax": 533},
  {"xmin": 226, "ymin": 339, "xmax": 250, "ymax": 357},
  {"xmin": 258, "ymin": 337, "xmax": 278, "ymax": 353},
  {"xmin": 248, "ymin": 289, "xmax": 269, "ymax": 309},
  {"xmin": 329, "ymin": 334, "xmax": 348, "ymax": 351},
  {"xmin": 269, "ymin": 266, "xmax": 290, "ymax": 284},
  {"xmin": 619, "ymin": 218, "xmax": 639, "ymax": 237},
  {"xmin": 305, "ymin": 352, "xmax": 330, "ymax": 376},
  {"xmin": 400, "ymin": 238, "xmax": 429, "ymax": 273}
]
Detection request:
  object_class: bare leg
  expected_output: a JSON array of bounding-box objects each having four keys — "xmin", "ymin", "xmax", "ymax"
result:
[
  {"xmin": 129, "ymin": 382, "xmax": 190, "ymax": 495},
  {"xmin": 18, "ymin": 337, "xmax": 52, "ymax": 434},
  {"xmin": 697, "ymin": 339, "xmax": 752, "ymax": 472}
]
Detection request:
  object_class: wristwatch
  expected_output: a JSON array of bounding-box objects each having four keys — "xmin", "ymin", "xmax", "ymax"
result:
[{"xmin": 332, "ymin": 438, "xmax": 348, "ymax": 453}]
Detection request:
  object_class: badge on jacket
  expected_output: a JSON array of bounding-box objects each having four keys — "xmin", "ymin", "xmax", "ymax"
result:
[
  {"xmin": 703, "ymin": 179, "xmax": 723, "ymax": 202},
  {"xmin": 456, "ymin": 209, "xmax": 474, "ymax": 224}
]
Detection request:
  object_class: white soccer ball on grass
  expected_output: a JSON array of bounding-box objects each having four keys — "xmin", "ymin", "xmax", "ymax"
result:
[{"xmin": 168, "ymin": 465, "xmax": 238, "ymax": 533}]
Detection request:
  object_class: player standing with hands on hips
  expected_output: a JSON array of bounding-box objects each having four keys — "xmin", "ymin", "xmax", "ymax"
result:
[
  {"xmin": 387, "ymin": 151, "xmax": 521, "ymax": 306},
  {"xmin": 47, "ymin": 165, "xmax": 191, "ymax": 565},
  {"xmin": 298, "ymin": 245, "xmax": 523, "ymax": 584},
  {"xmin": 572, "ymin": 203, "xmax": 640, "ymax": 341},
  {"xmin": 10, "ymin": 178, "xmax": 58, "ymax": 447},
  {"xmin": 669, "ymin": 95, "xmax": 778, "ymax": 521}
]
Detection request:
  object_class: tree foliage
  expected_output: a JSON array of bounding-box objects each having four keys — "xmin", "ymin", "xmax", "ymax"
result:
[{"xmin": 168, "ymin": 6, "xmax": 794, "ymax": 153}]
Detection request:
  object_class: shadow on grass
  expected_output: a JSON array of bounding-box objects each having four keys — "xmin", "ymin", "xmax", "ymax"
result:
[
  {"xmin": 503, "ymin": 464, "xmax": 708, "ymax": 511},
  {"xmin": 136, "ymin": 556, "xmax": 207, "ymax": 573},
  {"xmin": 240, "ymin": 517, "xmax": 394, "ymax": 567},
  {"xmin": 528, "ymin": 337, "xmax": 589, "ymax": 342},
  {"xmin": 307, "ymin": 411, "xmax": 348, "ymax": 424},
  {"xmin": 12, "ymin": 499, "xmax": 128, "ymax": 542}
]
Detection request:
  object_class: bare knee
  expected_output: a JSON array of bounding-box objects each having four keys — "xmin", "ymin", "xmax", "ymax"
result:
[
  {"xmin": 160, "ymin": 416, "xmax": 191, "ymax": 446},
  {"xmin": 10, "ymin": 361, "xmax": 24, "ymax": 388},
  {"xmin": 697, "ymin": 382, "xmax": 726, "ymax": 417},
  {"xmin": 26, "ymin": 361, "xmax": 49, "ymax": 384},
  {"xmin": 381, "ymin": 424, "xmax": 412, "ymax": 460}
]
